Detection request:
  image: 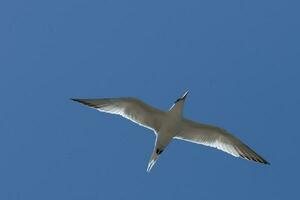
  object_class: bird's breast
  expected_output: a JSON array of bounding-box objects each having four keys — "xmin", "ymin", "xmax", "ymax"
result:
[{"xmin": 158, "ymin": 116, "xmax": 181, "ymax": 137}]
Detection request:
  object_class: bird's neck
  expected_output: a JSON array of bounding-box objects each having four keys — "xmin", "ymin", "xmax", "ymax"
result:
[{"xmin": 168, "ymin": 102, "xmax": 184, "ymax": 118}]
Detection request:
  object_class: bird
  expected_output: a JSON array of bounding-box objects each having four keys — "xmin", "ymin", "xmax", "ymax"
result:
[{"xmin": 71, "ymin": 91, "xmax": 269, "ymax": 172}]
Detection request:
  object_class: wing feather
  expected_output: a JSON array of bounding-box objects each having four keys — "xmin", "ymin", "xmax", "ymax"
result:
[
  {"xmin": 72, "ymin": 98, "xmax": 165, "ymax": 132},
  {"xmin": 175, "ymin": 119, "xmax": 269, "ymax": 164}
]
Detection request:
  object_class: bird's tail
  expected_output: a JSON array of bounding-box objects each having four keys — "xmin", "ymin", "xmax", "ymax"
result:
[{"xmin": 147, "ymin": 151, "xmax": 159, "ymax": 172}]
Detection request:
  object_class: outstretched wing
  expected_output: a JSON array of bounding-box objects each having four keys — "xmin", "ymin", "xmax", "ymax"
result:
[
  {"xmin": 71, "ymin": 97, "xmax": 165, "ymax": 132},
  {"xmin": 175, "ymin": 119, "xmax": 269, "ymax": 164}
]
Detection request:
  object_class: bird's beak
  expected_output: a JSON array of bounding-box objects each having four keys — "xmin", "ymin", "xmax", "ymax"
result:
[{"xmin": 181, "ymin": 90, "xmax": 189, "ymax": 100}]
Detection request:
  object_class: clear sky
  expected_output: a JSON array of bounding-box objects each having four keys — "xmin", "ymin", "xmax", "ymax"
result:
[{"xmin": 1, "ymin": 0, "xmax": 299, "ymax": 199}]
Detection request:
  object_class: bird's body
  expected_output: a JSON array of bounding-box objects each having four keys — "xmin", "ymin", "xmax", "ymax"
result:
[{"xmin": 72, "ymin": 91, "xmax": 269, "ymax": 172}]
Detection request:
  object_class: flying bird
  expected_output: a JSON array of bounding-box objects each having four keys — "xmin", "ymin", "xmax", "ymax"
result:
[{"xmin": 72, "ymin": 91, "xmax": 269, "ymax": 172}]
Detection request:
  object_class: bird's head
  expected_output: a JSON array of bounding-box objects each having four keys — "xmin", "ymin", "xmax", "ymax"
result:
[{"xmin": 169, "ymin": 90, "xmax": 189, "ymax": 114}]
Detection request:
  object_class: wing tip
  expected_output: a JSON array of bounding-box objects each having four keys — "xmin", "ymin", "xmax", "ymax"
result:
[
  {"xmin": 258, "ymin": 159, "xmax": 270, "ymax": 165},
  {"xmin": 71, "ymin": 98, "xmax": 85, "ymax": 104},
  {"xmin": 238, "ymin": 153, "xmax": 270, "ymax": 165},
  {"xmin": 71, "ymin": 98, "xmax": 97, "ymax": 108},
  {"xmin": 70, "ymin": 98, "xmax": 79, "ymax": 102},
  {"xmin": 263, "ymin": 159, "xmax": 271, "ymax": 165}
]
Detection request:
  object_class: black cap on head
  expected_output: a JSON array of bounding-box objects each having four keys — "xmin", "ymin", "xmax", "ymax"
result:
[{"xmin": 174, "ymin": 90, "xmax": 189, "ymax": 103}]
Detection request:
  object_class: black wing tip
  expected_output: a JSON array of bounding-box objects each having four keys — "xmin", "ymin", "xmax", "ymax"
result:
[
  {"xmin": 239, "ymin": 153, "xmax": 270, "ymax": 165},
  {"xmin": 246, "ymin": 158, "xmax": 270, "ymax": 165},
  {"xmin": 258, "ymin": 159, "xmax": 270, "ymax": 165},
  {"xmin": 70, "ymin": 98, "xmax": 97, "ymax": 107},
  {"xmin": 71, "ymin": 98, "xmax": 84, "ymax": 103},
  {"xmin": 263, "ymin": 160, "xmax": 271, "ymax": 165}
]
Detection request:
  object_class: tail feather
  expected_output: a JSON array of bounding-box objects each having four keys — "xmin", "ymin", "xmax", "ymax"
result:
[{"xmin": 147, "ymin": 151, "xmax": 158, "ymax": 172}]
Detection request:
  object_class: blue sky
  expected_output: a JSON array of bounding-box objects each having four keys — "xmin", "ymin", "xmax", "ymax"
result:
[{"xmin": 1, "ymin": 0, "xmax": 299, "ymax": 199}]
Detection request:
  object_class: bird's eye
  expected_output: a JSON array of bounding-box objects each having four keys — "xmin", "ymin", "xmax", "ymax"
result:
[{"xmin": 174, "ymin": 98, "xmax": 181, "ymax": 103}]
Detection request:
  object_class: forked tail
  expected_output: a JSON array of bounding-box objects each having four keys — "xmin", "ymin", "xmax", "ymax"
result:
[{"xmin": 147, "ymin": 150, "xmax": 159, "ymax": 172}]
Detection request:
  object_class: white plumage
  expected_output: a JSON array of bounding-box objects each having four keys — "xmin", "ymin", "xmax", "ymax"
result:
[{"xmin": 72, "ymin": 91, "xmax": 269, "ymax": 172}]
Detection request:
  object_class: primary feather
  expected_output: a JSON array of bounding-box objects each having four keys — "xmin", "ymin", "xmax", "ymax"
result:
[
  {"xmin": 71, "ymin": 98, "xmax": 164, "ymax": 132},
  {"xmin": 175, "ymin": 119, "xmax": 269, "ymax": 164}
]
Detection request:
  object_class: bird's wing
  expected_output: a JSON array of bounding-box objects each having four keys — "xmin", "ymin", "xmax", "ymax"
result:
[
  {"xmin": 175, "ymin": 119, "xmax": 269, "ymax": 164},
  {"xmin": 72, "ymin": 98, "xmax": 164, "ymax": 132}
]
